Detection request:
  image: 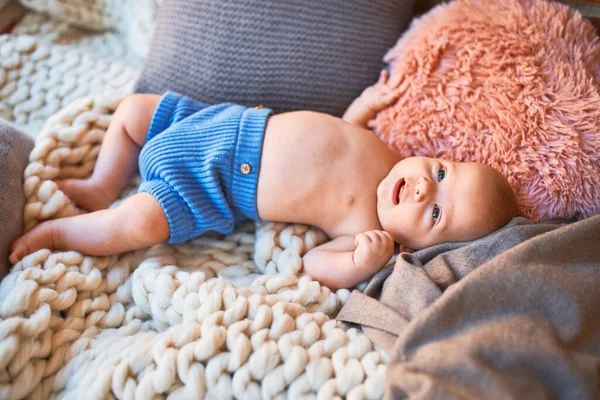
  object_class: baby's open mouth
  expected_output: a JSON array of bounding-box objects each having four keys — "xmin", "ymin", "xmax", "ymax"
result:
[{"xmin": 392, "ymin": 178, "xmax": 405, "ymax": 205}]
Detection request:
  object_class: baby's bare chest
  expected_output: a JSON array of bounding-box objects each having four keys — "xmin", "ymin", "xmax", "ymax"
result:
[{"xmin": 257, "ymin": 112, "xmax": 396, "ymax": 234}]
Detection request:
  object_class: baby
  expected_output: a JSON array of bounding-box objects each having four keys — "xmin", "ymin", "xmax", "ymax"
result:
[{"xmin": 10, "ymin": 71, "xmax": 518, "ymax": 289}]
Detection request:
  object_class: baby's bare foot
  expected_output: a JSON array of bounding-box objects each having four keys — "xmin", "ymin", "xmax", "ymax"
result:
[
  {"xmin": 9, "ymin": 222, "xmax": 56, "ymax": 264},
  {"xmin": 57, "ymin": 179, "xmax": 115, "ymax": 211}
]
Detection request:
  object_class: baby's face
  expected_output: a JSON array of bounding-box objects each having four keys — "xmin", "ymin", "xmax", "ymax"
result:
[{"xmin": 377, "ymin": 157, "xmax": 507, "ymax": 249}]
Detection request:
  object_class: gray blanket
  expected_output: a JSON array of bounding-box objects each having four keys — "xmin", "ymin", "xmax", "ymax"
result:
[{"xmin": 337, "ymin": 216, "xmax": 600, "ymax": 399}]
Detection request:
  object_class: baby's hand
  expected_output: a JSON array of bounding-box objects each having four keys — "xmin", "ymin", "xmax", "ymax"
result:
[
  {"xmin": 353, "ymin": 230, "xmax": 395, "ymax": 272},
  {"xmin": 357, "ymin": 70, "xmax": 403, "ymax": 114}
]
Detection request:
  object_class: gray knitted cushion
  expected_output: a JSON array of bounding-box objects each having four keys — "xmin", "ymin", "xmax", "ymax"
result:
[
  {"xmin": 0, "ymin": 119, "xmax": 33, "ymax": 279},
  {"xmin": 134, "ymin": 0, "xmax": 414, "ymax": 116}
]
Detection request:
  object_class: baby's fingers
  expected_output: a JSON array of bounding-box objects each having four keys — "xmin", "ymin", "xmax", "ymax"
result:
[
  {"xmin": 382, "ymin": 231, "xmax": 394, "ymax": 243},
  {"xmin": 381, "ymin": 231, "xmax": 395, "ymax": 250},
  {"xmin": 373, "ymin": 230, "xmax": 392, "ymax": 242},
  {"xmin": 374, "ymin": 231, "xmax": 394, "ymax": 247},
  {"xmin": 354, "ymin": 233, "xmax": 373, "ymax": 247},
  {"xmin": 377, "ymin": 69, "xmax": 389, "ymax": 85},
  {"xmin": 364, "ymin": 230, "xmax": 384, "ymax": 243},
  {"xmin": 381, "ymin": 87, "xmax": 404, "ymax": 106},
  {"xmin": 387, "ymin": 68, "xmax": 403, "ymax": 88},
  {"xmin": 369, "ymin": 232, "xmax": 391, "ymax": 250},
  {"xmin": 366, "ymin": 231, "xmax": 393, "ymax": 252}
]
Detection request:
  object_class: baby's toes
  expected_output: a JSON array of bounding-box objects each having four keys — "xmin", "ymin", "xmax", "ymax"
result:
[
  {"xmin": 9, "ymin": 237, "xmax": 31, "ymax": 265},
  {"xmin": 56, "ymin": 179, "xmax": 78, "ymax": 198}
]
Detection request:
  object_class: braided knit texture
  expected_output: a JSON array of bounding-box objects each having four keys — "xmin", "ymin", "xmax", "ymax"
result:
[
  {"xmin": 12, "ymin": 13, "xmax": 144, "ymax": 66},
  {"xmin": 0, "ymin": 94, "xmax": 388, "ymax": 399},
  {"xmin": 0, "ymin": 14, "xmax": 140, "ymax": 136},
  {"xmin": 18, "ymin": 0, "xmax": 163, "ymax": 58}
]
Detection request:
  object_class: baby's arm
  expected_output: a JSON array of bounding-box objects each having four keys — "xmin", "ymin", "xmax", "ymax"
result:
[
  {"xmin": 342, "ymin": 70, "xmax": 402, "ymax": 129},
  {"xmin": 303, "ymin": 230, "xmax": 395, "ymax": 290}
]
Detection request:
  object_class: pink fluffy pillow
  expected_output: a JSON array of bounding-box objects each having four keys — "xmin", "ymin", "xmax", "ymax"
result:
[{"xmin": 374, "ymin": 0, "xmax": 600, "ymax": 222}]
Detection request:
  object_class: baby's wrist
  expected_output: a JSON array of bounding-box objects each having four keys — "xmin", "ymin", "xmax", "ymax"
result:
[
  {"xmin": 359, "ymin": 96, "xmax": 381, "ymax": 114},
  {"xmin": 356, "ymin": 94, "xmax": 372, "ymax": 108}
]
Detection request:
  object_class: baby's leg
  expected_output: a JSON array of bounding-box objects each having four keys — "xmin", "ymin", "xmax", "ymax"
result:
[
  {"xmin": 9, "ymin": 193, "xmax": 169, "ymax": 264},
  {"xmin": 59, "ymin": 94, "xmax": 162, "ymax": 211}
]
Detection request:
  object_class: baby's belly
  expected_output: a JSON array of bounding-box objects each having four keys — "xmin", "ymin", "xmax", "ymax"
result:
[{"xmin": 256, "ymin": 111, "xmax": 371, "ymax": 228}]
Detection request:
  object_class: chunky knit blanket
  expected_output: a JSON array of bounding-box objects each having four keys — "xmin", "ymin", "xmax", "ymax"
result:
[
  {"xmin": 19, "ymin": 0, "xmax": 162, "ymax": 59},
  {"xmin": 0, "ymin": 93, "xmax": 388, "ymax": 399},
  {"xmin": 0, "ymin": 12, "xmax": 140, "ymax": 137}
]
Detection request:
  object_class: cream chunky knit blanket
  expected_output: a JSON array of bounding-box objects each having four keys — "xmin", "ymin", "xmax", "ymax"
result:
[
  {"xmin": 0, "ymin": 93, "xmax": 389, "ymax": 399},
  {"xmin": 0, "ymin": 13, "xmax": 140, "ymax": 137}
]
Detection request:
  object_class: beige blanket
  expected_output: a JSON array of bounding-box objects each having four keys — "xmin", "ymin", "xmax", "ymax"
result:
[{"xmin": 338, "ymin": 216, "xmax": 600, "ymax": 398}]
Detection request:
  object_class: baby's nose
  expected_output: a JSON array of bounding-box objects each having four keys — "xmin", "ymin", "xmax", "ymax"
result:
[{"xmin": 414, "ymin": 176, "xmax": 433, "ymax": 202}]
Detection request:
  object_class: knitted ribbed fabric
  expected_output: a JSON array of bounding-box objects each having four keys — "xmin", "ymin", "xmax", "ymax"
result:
[
  {"xmin": 139, "ymin": 91, "xmax": 272, "ymax": 243},
  {"xmin": 134, "ymin": 0, "xmax": 415, "ymax": 116}
]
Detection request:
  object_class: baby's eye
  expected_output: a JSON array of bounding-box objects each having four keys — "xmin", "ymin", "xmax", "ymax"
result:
[
  {"xmin": 437, "ymin": 167, "xmax": 446, "ymax": 182},
  {"xmin": 432, "ymin": 204, "xmax": 440, "ymax": 221}
]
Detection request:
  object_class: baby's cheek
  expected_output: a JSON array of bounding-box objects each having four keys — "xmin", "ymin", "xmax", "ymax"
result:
[
  {"xmin": 387, "ymin": 221, "xmax": 411, "ymax": 246},
  {"xmin": 393, "ymin": 217, "xmax": 434, "ymax": 249}
]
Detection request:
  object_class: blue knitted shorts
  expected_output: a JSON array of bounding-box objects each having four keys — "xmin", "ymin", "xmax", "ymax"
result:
[{"xmin": 138, "ymin": 91, "xmax": 272, "ymax": 244}]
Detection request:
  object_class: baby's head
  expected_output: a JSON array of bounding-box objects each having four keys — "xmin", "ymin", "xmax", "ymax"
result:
[{"xmin": 377, "ymin": 157, "xmax": 518, "ymax": 250}]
